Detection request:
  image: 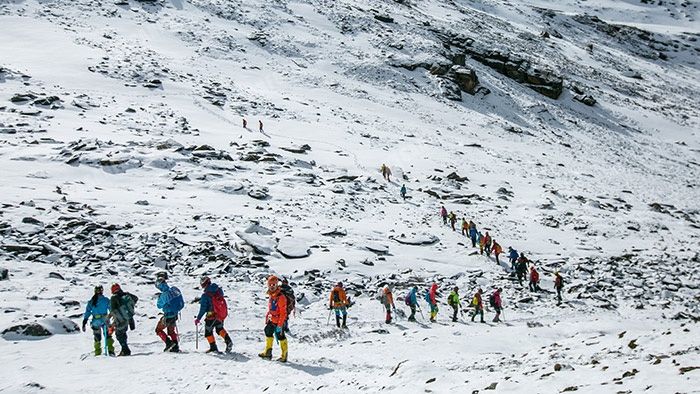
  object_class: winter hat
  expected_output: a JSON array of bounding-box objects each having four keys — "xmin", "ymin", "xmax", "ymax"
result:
[
  {"xmin": 94, "ymin": 285, "xmax": 103, "ymax": 294},
  {"xmin": 111, "ymin": 283, "xmax": 121, "ymax": 294},
  {"xmin": 267, "ymin": 275, "xmax": 279, "ymax": 289},
  {"xmin": 337, "ymin": 281, "xmax": 343, "ymax": 288},
  {"xmin": 200, "ymin": 276, "xmax": 211, "ymax": 288}
]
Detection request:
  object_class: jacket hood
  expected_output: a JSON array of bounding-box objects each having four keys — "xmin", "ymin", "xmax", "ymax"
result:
[
  {"xmin": 204, "ymin": 283, "xmax": 220, "ymax": 294},
  {"xmin": 157, "ymin": 282, "xmax": 170, "ymax": 292},
  {"xmin": 431, "ymin": 284, "xmax": 438, "ymax": 291}
]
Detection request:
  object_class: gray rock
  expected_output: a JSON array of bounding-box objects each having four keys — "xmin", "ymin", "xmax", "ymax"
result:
[
  {"xmin": 276, "ymin": 237, "xmax": 311, "ymax": 259},
  {"xmin": 248, "ymin": 188, "xmax": 269, "ymax": 200},
  {"xmin": 135, "ymin": 200, "xmax": 150, "ymax": 206},
  {"xmin": 0, "ymin": 268, "xmax": 7, "ymax": 280},
  {"xmin": 280, "ymin": 144, "xmax": 311, "ymax": 154},
  {"xmin": 48, "ymin": 272, "xmax": 65, "ymax": 280}
]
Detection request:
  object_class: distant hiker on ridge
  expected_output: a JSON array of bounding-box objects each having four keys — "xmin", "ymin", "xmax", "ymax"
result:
[
  {"xmin": 405, "ymin": 286, "xmax": 418, "ymax": 322},
  {"xmin": 259, "ymin": 120, "xmax": 263, "ymax": 133},
  {"xmin": 400, "ymin": 184, "xmax": 407, "ymax": 200},
  {"xmin": 491, "ymin": 240, "xmax": 503, "ymax": 265},
  {"xmin": 243, "ymin": 118, "xmax": 247, "ymax": 128},
  {"xmin": 471, "ymin": 289, "xmax": 485, "ymax": 323},
  {"xmin": 529, "ymin": 266, "xmax": 541, "ymax": 292},
  {"xmin": 441, "ymin": 205, "xmax": 448, "ymax": 225},
  {"xmin": 489, "ymin": 288, "xmax": 503, "ymax": 323}
]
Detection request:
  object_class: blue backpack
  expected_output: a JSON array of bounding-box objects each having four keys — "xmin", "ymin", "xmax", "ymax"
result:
[
  {"xmin": 167, "ymin": 286, "xmax": 185, "ymax": 313},
  {"xmin": 424, "ymin": 291, "xmax": 431, "ymax": 303}
]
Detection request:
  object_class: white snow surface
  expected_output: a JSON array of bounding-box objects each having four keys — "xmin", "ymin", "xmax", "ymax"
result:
[{"xmin": 0, "ymin": 0, "xmax": 699, "ymax": 392}]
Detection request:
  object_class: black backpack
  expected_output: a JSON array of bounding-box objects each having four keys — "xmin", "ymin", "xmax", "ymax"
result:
[
  {"xmin": 280, "ymin": 286, "xmax": 295, "ymax": 314},
  {"xmin": 333, "ymin": 290, "xmax": 340, "ymax": 303},
  {"xmin": 488, "ymin": 294, "xmax": 497, "ymax": 309}
]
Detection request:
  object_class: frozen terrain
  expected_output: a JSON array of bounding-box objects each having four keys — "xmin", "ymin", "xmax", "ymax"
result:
[{"xmin": 0, "ymin": 0, "xmax": 699, "ymax": 392}]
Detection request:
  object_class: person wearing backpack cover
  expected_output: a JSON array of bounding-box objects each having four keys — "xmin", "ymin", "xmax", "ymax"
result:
[
  {"xmin": 554, "ymin": 271, "xmax": 564, "ymax": 305},
  {"xmin": 195, "ymin": 276, "xmax": 233, "ymax": 353},
  {"xmin": 471, "ymin": 289, "xmax": 485, "ymax": 323},
  {"xmin": 529, "ymin": 266, "xmax": 541, "ymax": 292},
  {"xmin": 484, "ymin": 232, "xmax": 492, "ymax": 257},
  {"xmin": 426, "ymin": 283, "xmax": 438, "ymax": 322},
  {"xmin": 82, "ymin": 285, "xmax": 115, "ymax": 356},
  {"xmin": 107, "ymin": 283, "xmax": 138, "ymax": 357},
  {"xmin": 329, "ymin": 282, "xmax": 349, "ymax": 328},
  {"xmin": 508, "ymin": 247, "xmax": 519, "ymax": 271},
  {"xmin": 155, "ymin": 272, "xmax": 183, "ymax": 352},
  {"xmin": 440, "ymin": 205, "xmax": 448, "ymax": 225},
  {"xmin": 405, "ymin": 286, "xmax": 418, "ymax": 322},
  {"xmin": 380, "ymin": 286, "xmax": 396, "ymax": 324},
  {"xmin": 490, "ymin": 288, "xmax": 503, "ymax": 323},
  {"xmin": 280, "ymin": 278, "xmax": 296, "ymax": 333},
  {"xmin": 515, "ymin": 254, "xmax": 528, "ymax": 285},
  {"xmin": 447, "ymin": 287, "xmax": 460, "ymax": 322},
  {"xmin": 259, "ymin": 276, "xmax": 289, "ymax": 362}
]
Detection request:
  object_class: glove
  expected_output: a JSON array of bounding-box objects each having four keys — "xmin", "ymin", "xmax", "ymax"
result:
[
  {"xmin": 194, "ymin": 318, "xmax": 200, "ymax": 325},
  {"xmin": 129, "ymin": 318, "xmax": 135, "ymax": 331},
  {"xmin": 108, "ymin": 326, "xmax": 115, "ymax": 335},
  {"xmin": 275, "ymin": 326, "xmax": 282, "ymax": 334},
  {"xmin": 82, "ymin": 319, "xmax": 87, "ymax": 332},
  {"xmin": 328, "ymin": 305, "xmax": 332, "ymax": 310}
]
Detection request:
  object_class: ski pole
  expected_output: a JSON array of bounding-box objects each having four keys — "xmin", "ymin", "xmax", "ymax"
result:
[
  {"xmin": 195, "ymin": 317, "xmax": 199, "ymax": 350},
  {"xmin": 327, "ymin": 308, "xmax": 332, "ymax": 326},
  {"xmin": 502, "ymin": 307, "xmax": 506, "ymax": 323}
]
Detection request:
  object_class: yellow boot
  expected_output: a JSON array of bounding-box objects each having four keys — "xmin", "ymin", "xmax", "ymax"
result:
[
  {"xmin": 277, "ymin": 339, "xmax": 288, "ymax": 363},
  {"xmin": 430, "ymin": 312, "xmax": 436, "ymax": 322},
  {"xmin": 258, "ymin": 337, "xmax": 273, "ymax": 359}
]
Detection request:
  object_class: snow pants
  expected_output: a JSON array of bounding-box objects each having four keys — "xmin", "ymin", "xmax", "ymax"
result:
[{"xmin": 156, "ymin": 315, "xmax": 178, "ymax": 343}]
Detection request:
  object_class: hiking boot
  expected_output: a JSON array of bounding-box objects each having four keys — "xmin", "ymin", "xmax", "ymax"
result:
[
  {"xmin": 277, "ymin": 354, "xmax": 287, "ymax": 363},
  {"xmin": 206, "ymin": 343, "xmax": 219, "ymax": 354},
  {"xmin": 169, "ymin": 342, "xmax": 180, "ymax": 353},
  {"xmin": 452, "ymin": 318, "xmax": 458, "ymax": 322},
  {"xmin": 118, "ymin": 349, "xmax": 131, "ymax": 357},
  {"xmin": 164, "ymin": 338, "xmax": 174, "ymax": 352},
  {"xmin": 258, "ymin": 348, "xmax": 272, "ymax": 360},
  {"xmin": 480, "ymin": 319, "xmax": 486, "ymax": 323},
  {"xmin": 225, "ymin": 341, "xmax": 233, "ymax": 354}
]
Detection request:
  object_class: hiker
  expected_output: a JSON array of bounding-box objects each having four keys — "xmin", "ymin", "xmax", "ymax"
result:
[
  {"xmin": 554, "ymin": 271, "xmax": 564, "ymax": 304},
  {"xmin": 490, "ymin": 288, "xmax": 503, "ymax": 323},
  {"xmin": 491, "ymin": 241, "xmax": 502, "ymax": 264},
  {"xmin": 380, "ymin": 164, "xmax": 387, "ymax": 180},
  {"xmin": 380, "ymin": 286, "xmax": 396, "ymax": 324},
  {"xmin": 258, "ymin": 276, "xmax": 288, "ymax": 362},
  {"xmin": 449, "ymin": 212, "xmax": 457, "ymax": 231},
  {"xmin": 400, "ymin": 184, "xmax": 407, "ymax": 200},
  {"xmin": 329, "ymin": 282, "xmax": 349, "ymax": 328},
  {"xmin": 243, "ymin": 119, "xmax": 247, "ymax": 128},
  {"xmin": 426, "ymin": 283, "xmax": 438, "ymax": 322},
  {"xmin": 508, "ymin": 247, "xmax": 519, "ymax": 270},
  {"xmin": 515, "ymin": 255, "xmax": 528, "ymax": 285},
  {"xmin": 440, "ymin": 205, "xmax": 448, "ymax": 225},
  {"xmin": 461, "ymin": 218, "xmax": 468, "ymax": 236},
  {"xmin": 280, "ymin": 278, "xmax": 296, "ymax": 333},
  {"xmin": 477, "ymin": 232, "xmax": 485, "ymax": 254},
  {"xmin": 447, "ymin": 287, "xmax": 460, "ymax": 322},
  {"xmin": 82, "ymin": 285, "xmax": 114, "ymax": 356},
  {"xmin": 195, "ymin": 276, "xmax": 233, "ymax": 353},
  {"xmin": 471, "ymin": 289, "xmax": 485, "ymax": 323},
  {"xmin": 484, "ymin": 232, "xmax": 492, "ymax": 257},
  {"xmin": 469, "ymin": 224, "xmax": 477, "ymax": 247},
  {"xmin": 405, "ymin": 286, "xmax": 418, "ymax": 321},
  {"xmin": 385, "ymin": 167, "xmax": 391, "ymax": 182},
  {"xmin": 107, "ymin": 283, "xmax": 138, "ymax": 356},
  {"xmin": 529, "ymin": 266, "xmax": 541, "ymax": 292},
  {"xmin": 259, "ymin": 120, "xmax": 263, "ymax": 133},
  {"xmin": 155, "ymin": 272, "xmax": 183, "ymax": 353}
]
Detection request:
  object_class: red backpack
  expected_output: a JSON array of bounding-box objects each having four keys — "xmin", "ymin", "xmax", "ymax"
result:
[{"xmin": 204, "ymin": 290, "xmax": 228, "ymax": 321}]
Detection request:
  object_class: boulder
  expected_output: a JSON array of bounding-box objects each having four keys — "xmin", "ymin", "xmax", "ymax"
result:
[
  {"xmin": 2, "ymin": 318, "xmax": 79, "ymax": 340},
  {"xmin": 280, "ymin": 144, "xmax": 311, "ymax": 154},
  {"xmin": 276, "ymin": 237, "xmax": 311, "ymax": 259},
  {"xmin": 390, "ymin": 233, "xmax": 439, "ymax": 245},
  {"xmin": 236, "ymin": 231, "xmax": 275, "ymax": 255},
  {"xmin": 0, "ymin": 268, "xmax": 7, "ymax": 280},
  {"xmin": 450, "ymin": 66, "xmax": 478, "ymax": 95}
]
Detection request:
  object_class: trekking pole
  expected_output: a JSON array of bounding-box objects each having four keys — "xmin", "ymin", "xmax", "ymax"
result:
[
  {"xmin": 417, "ymin": 304, "xmax": 425, "ymax": 320},
  {"xmin": 502, "ymin": 307, "xmax": 506, "ymax": 323},
  {"xmin": 195, "ymin": 318, "xmax": 199, "ymax": 350},
  {"xmin": 327, "ymin": 308, "xmax": 332, "ymax": 326},
  {"xmin": 103, "ymin": 324, "xmax": 108, "ymax": 356}
]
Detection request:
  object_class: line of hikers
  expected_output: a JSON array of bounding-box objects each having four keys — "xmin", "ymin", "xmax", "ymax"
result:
[
  {"xmin": 379, "ymin": 284, "xmax": 503, "ymax": 324},
  {"xmin": 439, "ymin": 204, "xmax": 565, "ymax": 301},
  {"xmin": 82, "ymin": 273, "xmax": 296, "ymax": 362}
]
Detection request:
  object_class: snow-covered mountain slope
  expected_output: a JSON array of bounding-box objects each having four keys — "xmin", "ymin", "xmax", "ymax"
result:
[{"xmin": 0, "ymin": 0, "xmax": 699, "ymax": 392}]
